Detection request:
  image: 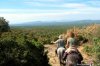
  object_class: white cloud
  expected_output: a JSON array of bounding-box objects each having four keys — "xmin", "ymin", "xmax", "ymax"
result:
[
  {"xmin": 74, "ymin": 7, "xmax": 100, "ymax": 14},
  {"xmin": 0, "ymin": 3, "xmax": 100, "ymax": 24},
  {"xmin": 1, "ymin": 6, "xmax": 100, "ymax": 24},
  {"xmin": 0, "ymin": 9, "xmax": 66, "ymax": 13},
  {"xmin": 62, "ymin": 3, "xmax": 88, "ymax": 8},
  {"xmin": 25, "ymin": 0, "xmax": 62, "ymax": 2},
  {"xmin": 24, "ymin": 1, "xmax": 60, "ymax": 7},
  {"xmin": 0, "ymin": 0, "xmax": 100, "ymax": 24},
  {"xmin": 24, "ymin": 1, "xmax": 89, "ymax": 9},
  {"xmin": 1, "ymin": 9, "xmax": 100, "ymax": 24},
  {"xmin": 0, "ymin": 11, "xmax": 80, "ymax": 24},
  {"xmin": 87, "ymin": 0, "xmax": 100, "ymax": 6},
  {"xmin": 24, "ymin": 2, "xmax": 44, "ymax": 6}
]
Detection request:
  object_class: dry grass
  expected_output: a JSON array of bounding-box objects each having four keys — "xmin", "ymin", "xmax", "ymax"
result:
[
  {"xmin": 46, "ymin": 24, "xmax": 100, "ymax": 65},
  {"xmin": 63, "ymin": 24, "xmax": 100, "ymax": 63}
]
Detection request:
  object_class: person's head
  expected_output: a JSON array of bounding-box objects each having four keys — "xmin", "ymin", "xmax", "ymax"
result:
[
  {"xmin": 67, "ymin": 31, "xmax": 75, "ymax": 38},
  {"xmin": 58, "ymin": 35, "xmax": 63, "ymax": 39}
]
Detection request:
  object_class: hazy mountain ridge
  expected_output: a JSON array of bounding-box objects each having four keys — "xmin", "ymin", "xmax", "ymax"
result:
[{"xmin": 11, "ymin": 20, "xmax": 100, "ymax": 26}]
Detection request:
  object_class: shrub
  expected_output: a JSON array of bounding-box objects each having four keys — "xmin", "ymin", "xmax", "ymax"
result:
[
  {"xmin": 0, "ymin": 32, "xmax": 50, "ymax": 66},
  {"xmin": 0, "ymin": 17, "xmax": 10, "ymax": 32}
]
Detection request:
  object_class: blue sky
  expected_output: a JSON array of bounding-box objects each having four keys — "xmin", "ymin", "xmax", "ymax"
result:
[{"xmin": 0, "ymin": 0, "xmax": 100, "ymax": 24}]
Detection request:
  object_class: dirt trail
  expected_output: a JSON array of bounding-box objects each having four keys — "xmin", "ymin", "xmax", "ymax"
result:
[
  {"xmin": 45, "ymin": 44, "xmax": 90, "ymax": 66},
  {"xmin": 45, "ymin": 44, "xmax": 60, "ymax": 66}
]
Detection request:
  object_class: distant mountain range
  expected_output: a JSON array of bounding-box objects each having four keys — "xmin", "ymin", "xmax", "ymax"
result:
[{"xmin": 11, "ymin": 20, "xmax": 100, "ymax": 26}]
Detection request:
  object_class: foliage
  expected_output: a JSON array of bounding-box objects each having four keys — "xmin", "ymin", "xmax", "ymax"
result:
[
  {"xmin": 64, "ymin": 24, "xmax": 100, "ymax": 64},
  {"xmin": 0, "ymin": 31, "xmax": 50, "ymax": 66},
  {"xmin": 0, "ymin": 17, "xmax": 10, "ymax": 32},
  {"xmin": 0, "ymin": 18, "xmax": 100, "ymax": 66},
  {"xmin": 83, "ymin": 38, "xmax": 100, "ymax": 64},
  {"xmin": 11, "ymin": 26, "xmax": 68, "ymax": 44},
  {"xmin": 81, "ymin": 24, "xmax": 100, "ymax": 65}
]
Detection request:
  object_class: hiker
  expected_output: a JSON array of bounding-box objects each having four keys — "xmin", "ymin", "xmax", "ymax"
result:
[
  {"xmin": 63, "ymin": 31, "xmax": 83, "ymax": 63},
  {"xmin": 53, "ymin": 35, "xmax": 66, "ymax": 55}
]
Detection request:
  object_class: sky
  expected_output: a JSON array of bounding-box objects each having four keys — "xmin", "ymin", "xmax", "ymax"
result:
[{"xmin": 0, "ymin": 0, "xmax": 100, "ymax": 24}]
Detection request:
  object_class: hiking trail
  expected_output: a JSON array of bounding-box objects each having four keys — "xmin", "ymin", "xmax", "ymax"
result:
[
  {"xmin": 44, "ymin": 44, "xmax": 90, "ymax": 66},
  {"xmin": 45, "ymin": 44, "xmax": 60, "ymax": 66}
]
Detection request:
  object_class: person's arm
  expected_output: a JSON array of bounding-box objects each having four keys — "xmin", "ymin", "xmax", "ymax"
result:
[
  {"xmin": 53, "ymin": 39, "xmax": 59, "ymax": 44},
  {"xmin": 53, "ymin": 41, "xmax": 57, "ymax": 44}
]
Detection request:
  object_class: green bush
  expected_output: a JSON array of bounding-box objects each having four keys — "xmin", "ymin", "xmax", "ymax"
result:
[
  {"xmin": 0, "ymin": 17, "xmax": 10, "ymax": 32},
  {"xmin": 83, "ymin": 37, "xmax": 100, "ymax": 65},
  {"xmin": 0, "ymin": 32, "xmax": 50, "ymax": 66}
]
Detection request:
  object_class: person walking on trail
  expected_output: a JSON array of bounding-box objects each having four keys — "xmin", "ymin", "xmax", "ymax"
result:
[
  {"xmin": 63, "ymin": 31, "xmax": 83, "ymax": 63},
  {"xmin": 53, "ymin": 35, "xmax": 66, "ymax": 55}
]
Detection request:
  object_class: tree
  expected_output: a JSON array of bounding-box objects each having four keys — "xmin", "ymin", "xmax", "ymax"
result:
[{"xmin": 0, "ymin": 17, "xmax": 10, "ymax": 32}]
